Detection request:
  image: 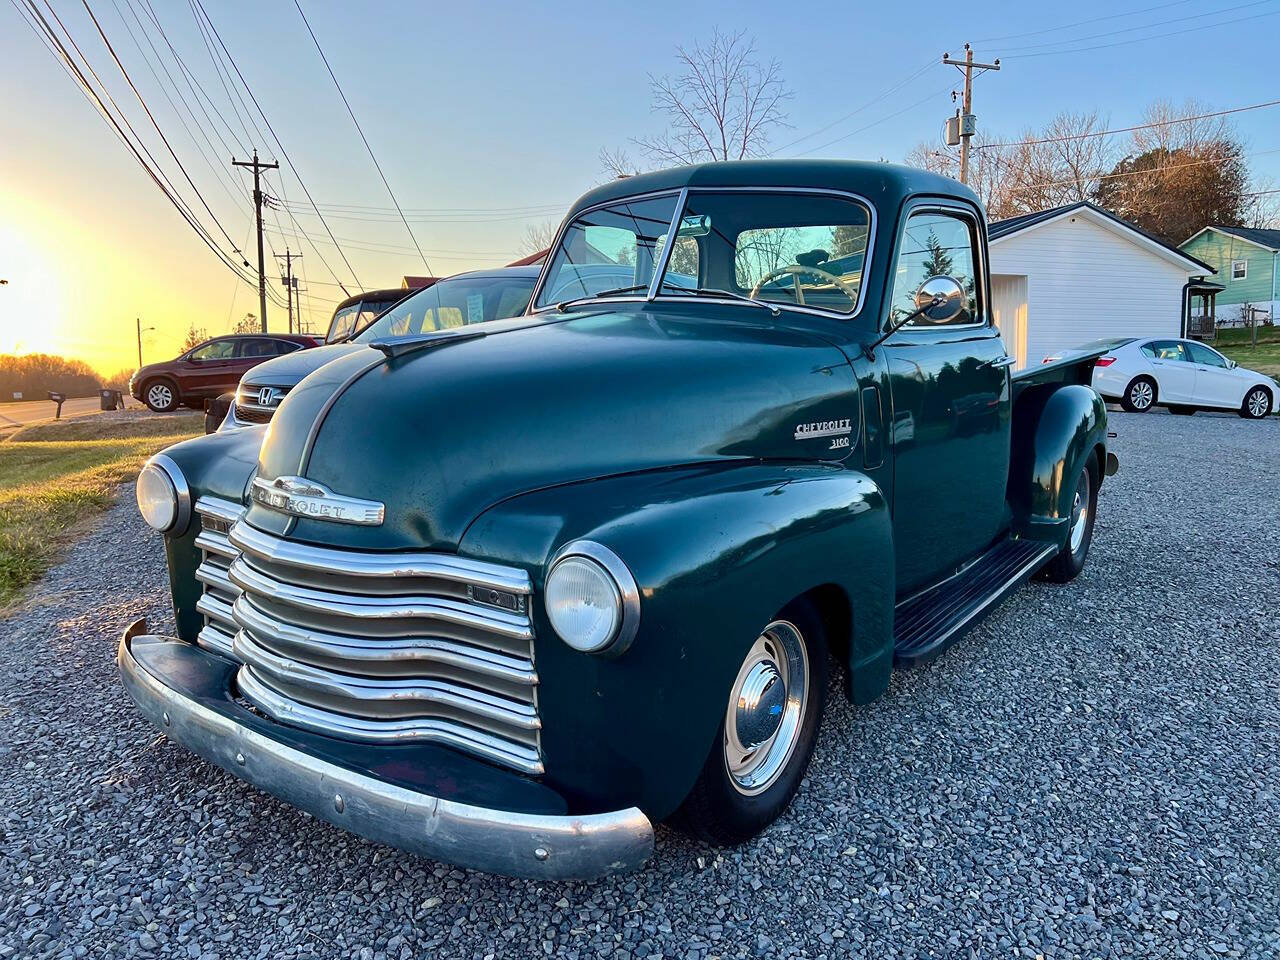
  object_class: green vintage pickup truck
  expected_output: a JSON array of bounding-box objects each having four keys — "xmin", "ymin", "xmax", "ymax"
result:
[{"xmin": 121, "ymin": 160, "xmax": 1115, "ymax": 880}]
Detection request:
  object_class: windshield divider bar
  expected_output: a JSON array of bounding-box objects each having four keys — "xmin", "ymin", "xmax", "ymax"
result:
[{"xmin": 648, "ymin": 187, "xmax": 688, "ymax": 301}]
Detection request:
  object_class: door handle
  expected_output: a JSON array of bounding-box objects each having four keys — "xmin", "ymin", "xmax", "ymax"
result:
[{"xmin": 986, "ymin": 355, "xmax": 1017, "ymax": 368}]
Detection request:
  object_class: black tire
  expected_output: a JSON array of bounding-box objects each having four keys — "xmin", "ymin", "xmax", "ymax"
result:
[
  {"xmin": 204, "ymin": 393, "xmax": 234, "ymax": 434},
  {"xmin": 672, "ymin": 598, "xmax": 829, "ymax": 846},
  {"xmin": 1120, "ymin": 376, "xmax": 1156, "ymax": 413},
  {"xmin": 142, "ymin": 378, "xmax": 179, "ymax": 413},
  {"xmin": 1168, "ymin": 405, "xmax": 1196, "ymax": 416},
  {"xmin": 1241, "ymin": 386, "xmax": 1272, "ymax": 419},
  {"xmin": 1040, "ymin": 452, "xmax": 1099, "ymax": 584}
]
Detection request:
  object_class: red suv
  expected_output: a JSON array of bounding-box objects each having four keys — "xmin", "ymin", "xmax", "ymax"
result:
[{"xmin": 130, "ymin": 334, "xmax": 320, "ymax": 412}]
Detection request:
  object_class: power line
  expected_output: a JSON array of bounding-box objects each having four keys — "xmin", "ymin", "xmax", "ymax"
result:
[
  {"xmin": 979, "ymin": 99, "xmax": 1280, "ymax": 149},
  {"xmin": 999, "ymin": 0, "xmax": 1278, "ymax": 54},
  {"xmin": 774, "ymin": 58, "xmax": 938, "ymax": 152},
  {"xmin": 1001, "ymin": 6, "xmax": 1280, "ymax": 59},
  {"xmin": 973, "ymin": 0, "xmax": 1199, "ymax": 43},
  {"xmin": 191, "ymin": 0, "xmax": 362, "ymax": 294},
  {"xmin": 1026, "ymin": 145, "xmax": 1280, "ymax": 191},
  {"xmin": 17, "ymin": 0, "xmax": 262, "ymax": 291},
  {"xmin": 794, "ymin": 83, "xmax": 955, "ymax": 157},
  {"xmin": 292, "ymin": 0, "xmax": 433, "ymax": 275},
  {"xmin": 79, "ymin": 0, "xmax": 241, "ymax": 250}
]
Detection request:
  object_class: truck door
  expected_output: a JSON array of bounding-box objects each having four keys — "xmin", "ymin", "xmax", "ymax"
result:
[{"xmin": 882, "ymin": 205, "xmax": 1011, "ymax": 597}]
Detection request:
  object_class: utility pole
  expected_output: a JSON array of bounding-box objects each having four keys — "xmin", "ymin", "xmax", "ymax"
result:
[
  {"xmin": 136, "ymin": 317, "xmax": 155, "ymax": 368},
  {"xmin": 277, "ymin": 248, "xmax": 301, "ymax": 334},
  {"xmin": 232, "ymin": 150, "xmax": 279, "ymax": 332},
  {"xmin": 942, "ymin": 44, "xmax": 1000, "ymax": 185}
]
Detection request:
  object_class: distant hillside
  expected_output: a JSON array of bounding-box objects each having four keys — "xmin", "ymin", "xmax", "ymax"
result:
[{"xmin": 0, "ymin": 354, "xmax": 102, "ymax": 401}]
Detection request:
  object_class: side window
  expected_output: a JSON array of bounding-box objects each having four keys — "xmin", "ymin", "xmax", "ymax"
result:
[
  {"xmin": 188, "ymin": 340, "xmax": 235, "ymax": 361},
  {"xmin": 1187, "ymin": 342, "xmax": 1228, "ymax": 368},
  {"xmin": 274, "ymin": 340, "xmax": 303, "ymax": 355},
  {"xmin": 237, "ymin": 339, "xmax": 278, "ymax": 359},
  {"xmin": 328, "ymin": 304, "xmax": 360, "ymax": 342},
  {"xmin": 1150, "ymin": 341, "xmax": 1188, "ymax": 362},
  {"xmin": 889, "ymin": 211, "xmax": 979, "ymax": 326},
  {"xmin": 1139, "ymin": 342, "xmax": 1158, "ymax": 358}
]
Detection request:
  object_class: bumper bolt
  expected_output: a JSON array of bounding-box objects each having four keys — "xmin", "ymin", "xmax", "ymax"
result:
[
  {"xmin": 334, "ymin": 794, "xmax": 344, "ymax": 813},
  {"xmin": 533, "ymin": 846, "xmax": 549, "ymax": 861},
  {"xmin": 161, "ymin": 711, "xmax": 170, "ymax": 727},
  {"xmin": 235, "ymin": 752, "xmax": 246, "ymax": 766}
]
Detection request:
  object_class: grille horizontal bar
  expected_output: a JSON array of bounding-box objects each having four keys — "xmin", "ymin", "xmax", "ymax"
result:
[
  {"xmin": 202, "ymin": 515, "xmax": 542, "ymax": 775},
  {"xmin": 236, "ymin": 667, "xmax": 544, "ymax": 776}
]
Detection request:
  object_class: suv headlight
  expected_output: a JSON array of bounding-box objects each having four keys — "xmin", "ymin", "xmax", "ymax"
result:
[
  {"xmin": 544, "ymin": 541, "xmax": 639, "ymax": 655},
  {"xmin": 136, "ymin": 454, "xmax": 191, "ymax": 534}
]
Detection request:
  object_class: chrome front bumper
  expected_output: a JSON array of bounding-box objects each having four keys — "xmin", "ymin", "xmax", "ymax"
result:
[{"xmin": 117, "ymin": 619, "xmax": 653, "ymax": 880}]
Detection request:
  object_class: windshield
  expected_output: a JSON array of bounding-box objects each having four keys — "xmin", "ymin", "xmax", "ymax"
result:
[
  {"xmin": 353, "ymin": 274, "xmax": 536, "ymax": 341},
  {"xmin": 535, "ymin": 190, "xmax": 871, "ymax": 316}
]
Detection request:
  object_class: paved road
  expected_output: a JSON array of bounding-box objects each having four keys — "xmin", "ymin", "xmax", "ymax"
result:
[
  {"xmin": 0, "ymin": 396, "xmax": 107, "ymax": 428},
  {"xmin": 1, "ymin": 411, "xmax": 1277, "ymax": 959}
]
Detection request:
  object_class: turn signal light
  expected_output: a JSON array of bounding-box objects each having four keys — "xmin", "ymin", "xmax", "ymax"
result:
[{"xmin": 1095, "ymin": 356, "xmax": 1117, "ymax": 367}]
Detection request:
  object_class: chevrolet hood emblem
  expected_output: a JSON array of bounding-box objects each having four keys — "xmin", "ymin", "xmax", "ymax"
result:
[{"xmin": 250, "ymin": 475, "xmax": 385, "ymax": 526}]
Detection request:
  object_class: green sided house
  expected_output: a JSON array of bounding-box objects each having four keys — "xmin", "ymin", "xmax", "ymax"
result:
[{"xmin": 1180, "ymin": 226, "xmax": 1280, "ymax": 328}]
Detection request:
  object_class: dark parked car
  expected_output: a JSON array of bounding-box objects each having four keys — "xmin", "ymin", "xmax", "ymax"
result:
[{"xmin": 131, "ymin": 334, "xmax": 320, "ymax": 413}]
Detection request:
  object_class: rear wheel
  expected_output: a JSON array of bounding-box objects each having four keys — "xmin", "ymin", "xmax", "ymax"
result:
[
  {"xmin": 1241, "ymin": 386, "xmax": 1272, "ymax": 419},
  {"xmin": 1121, "ymin": 376, "xmax": 1156, "ymax": 413},
  {"xmin": 1040, "ymin": 453, "xmax": 1098, "ymax": 584},
  {"xmin": 143, "ymin": 378, "xmax": 179, "ymax": 413},
  {"xmin": 673, "ymin": 599, "xmax": 829, "ymax": 845}
]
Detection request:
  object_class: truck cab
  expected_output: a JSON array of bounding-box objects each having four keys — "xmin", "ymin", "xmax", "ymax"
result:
[{"xmin": 120, "ymin": 160, "xmax": 1113, "ymax": 880}]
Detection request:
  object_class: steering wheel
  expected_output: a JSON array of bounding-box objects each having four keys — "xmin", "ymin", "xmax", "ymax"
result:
[{"xmin": 749, "ymin": 264, "xmax": 859, "ymax": 306}]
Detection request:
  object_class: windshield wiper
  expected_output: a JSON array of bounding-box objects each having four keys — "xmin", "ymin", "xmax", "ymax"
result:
[
  {"xmin": 658, "ymin": 282, "xmax": 781, "ymax": 316},
  {"xmin": 554, "ymin": 284, "xmax": 649, "ymax": 312}
]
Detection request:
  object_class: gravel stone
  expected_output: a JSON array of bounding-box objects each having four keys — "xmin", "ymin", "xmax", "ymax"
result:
[{"xmin": 1, "ymin": 410, "xmax": 1277, "ymax": 958}]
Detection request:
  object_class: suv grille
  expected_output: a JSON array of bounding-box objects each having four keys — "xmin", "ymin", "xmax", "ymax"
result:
[
  {"xmin": 190, "ymin": 497, "xmax": 542, "ymax": 775},
  {"xmin": 233, "ymin": 385, "xmax": 291, "ymax": 425}
]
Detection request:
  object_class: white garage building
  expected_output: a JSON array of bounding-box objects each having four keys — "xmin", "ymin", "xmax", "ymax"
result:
[{"xmin": 986, "ymin": 202, "xmax": 1215, "ymax": 368}]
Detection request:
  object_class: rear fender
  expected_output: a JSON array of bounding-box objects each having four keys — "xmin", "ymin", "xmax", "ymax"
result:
[
  {"xmin": 459, "ymin": 462, "xmax": 894, "ymax": 821},
  {"xmin": 1008, "ymin": 384, "xmax": 1107, "ymax": 546}
]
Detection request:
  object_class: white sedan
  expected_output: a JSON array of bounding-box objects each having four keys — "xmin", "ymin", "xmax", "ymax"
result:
[{"xmin": 1051, "ymin": 337, "xmax": 1277, "ymax": 418}]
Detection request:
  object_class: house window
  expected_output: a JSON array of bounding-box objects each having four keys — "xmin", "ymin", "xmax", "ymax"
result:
[{"xmin": 1232, "ymin": 260, "xmax": 1247, "ymax": 280}]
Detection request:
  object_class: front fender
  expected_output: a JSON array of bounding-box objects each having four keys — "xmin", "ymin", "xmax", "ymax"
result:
[
  {"xmin": 459, "ymin": 462, "xmax": 894, "ymax": 822},
  {"xmin": 1009, "ymin": 384, "xmax": 1107, "ymax": 546},
  {"xmin": 152, "ymin": 427, "xmax": 264, "ymax": 641}
]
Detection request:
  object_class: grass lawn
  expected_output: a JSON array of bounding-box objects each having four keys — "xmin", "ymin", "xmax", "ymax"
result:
[
  {"xmin": 1214, "ymin": 328, "xmax": 1280, "ymax": 379},
  {"xmin": 0, "ymin": 413, "xmax": 202, "ymax": 609}
]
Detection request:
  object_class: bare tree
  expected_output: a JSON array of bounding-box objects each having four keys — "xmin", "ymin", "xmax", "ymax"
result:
[
  {"xmin": 602, "ymin": 29, "xmax": 791, "ymax": 175},
  {"xmin": 519, "ymin": 217, "xmax": 561, "ymax": 256},
  {"xmin": 232, "ymin": 313, "xmax": 258, "ymax": 335},
  {"xmin": 179, "ymin": 324, "xmax": 209, "ymax": 353},
  {"xmin": 1245, "ymin": 177, "xmax": 1280, "ymax": 229}
]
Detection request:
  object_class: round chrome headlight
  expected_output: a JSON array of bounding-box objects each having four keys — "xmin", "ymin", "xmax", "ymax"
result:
[
  {"xmin": 136, "ymin": 455, "xmax": 190, "ymax": 533},
  {"xmin": 544, "ymin": 541, "xmax": 639, "ymax": 655}
]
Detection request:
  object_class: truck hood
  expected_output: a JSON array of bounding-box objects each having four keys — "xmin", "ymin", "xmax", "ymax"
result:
[
  {"xmin": 238, "ymin": 341, "xmax": 366, "ymax": 391},
  {"xmin": 249, "ymin": 306, "xmax": 859, "ymax": 551}
]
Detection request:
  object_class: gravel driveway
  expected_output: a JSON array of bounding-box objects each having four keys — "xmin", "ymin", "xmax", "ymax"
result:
[{"xmin": 2, "ymin": 411, "xmax": 1277, "ymax": 960}]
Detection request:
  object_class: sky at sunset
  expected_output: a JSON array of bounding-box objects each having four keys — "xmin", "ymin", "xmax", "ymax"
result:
[{"xmin": 1, "ymin": 0, "xmax": 1276, "ymax": 376}]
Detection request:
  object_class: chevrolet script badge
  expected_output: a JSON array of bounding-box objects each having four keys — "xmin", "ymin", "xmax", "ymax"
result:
[{"xmin": 250, "ymin": 475, "xmax": 385, "ymax": 526}]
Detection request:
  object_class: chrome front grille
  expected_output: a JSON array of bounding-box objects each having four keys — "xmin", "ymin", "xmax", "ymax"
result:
[
  {"xmin": 194, "ymin": 497, "xmax": 243, "ymax": 660},
  {"xmin": 188, "ymin": 503, "xmax": 542, "ymax": 775}
]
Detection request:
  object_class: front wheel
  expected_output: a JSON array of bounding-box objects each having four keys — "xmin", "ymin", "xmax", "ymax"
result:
[
  {"xmin": 1241, "ymin": 386, "xmax": 1272, "ymax": 419},
  {"xmin": 1039, "ymin": 453, "xmax": 1098, "ymax": 584},
  {"xmin": 143, "ymin": 378, "xmax": 179, "ymax": 413},
  {"xmin": 672, "ymin": 600, "xmax": 829, "ymax": 845},
  {"xmin": 1121, "ymin": 377, "xmax": 1156, "ymax": 413}
]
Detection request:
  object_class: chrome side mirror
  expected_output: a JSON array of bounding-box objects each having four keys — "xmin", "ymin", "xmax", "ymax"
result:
[{"xmin": 913, "ymin": 275, "xmax": 966, "ymax": 324}]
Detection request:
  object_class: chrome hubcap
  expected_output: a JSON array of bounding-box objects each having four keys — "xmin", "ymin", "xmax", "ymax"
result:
[
  {"xmin": 725, "ymin": 621, "xmax": 808, "ymax": 796},
  {"xmin": 1069, "ymin": 466, "xmax": 1091, "ymax": 554},
  {"xmin": 148, "ymin": 384, "xmax": 172, "ymax": 408},
  {"xmin": 1248, "ymin": 391, "xmax": 1267, "ymax": 417},
  {"xmin": 1130, "ymin": 382, "xmax": 1152, "ymax": 409}
]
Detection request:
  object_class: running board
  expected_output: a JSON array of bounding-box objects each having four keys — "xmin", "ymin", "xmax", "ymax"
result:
[{"xmin": 893, "ymin": 538, "xmax": 1057, "ymax": 667}]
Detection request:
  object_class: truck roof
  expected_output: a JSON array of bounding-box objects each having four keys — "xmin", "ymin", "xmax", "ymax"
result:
[{"xmin": 568, "ymin": 159, "xmax": 980, "ymax": 219}]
